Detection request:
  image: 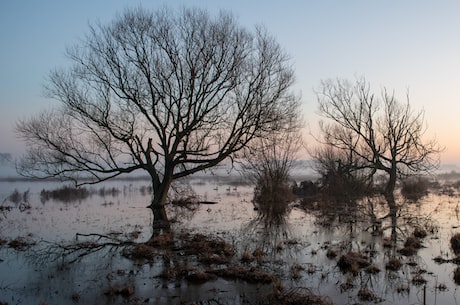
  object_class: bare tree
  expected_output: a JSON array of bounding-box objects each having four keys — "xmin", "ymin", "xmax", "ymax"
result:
[
  {"xmin": 15, "ymin": 7, "xmax": 299, "ymax": 226},
  {"xmin": 316, "ymin": 77, "xmax": 442, "ymax": 210}
]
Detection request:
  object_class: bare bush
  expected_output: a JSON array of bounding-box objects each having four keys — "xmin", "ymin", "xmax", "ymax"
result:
[{"xmin": 401, "ymin": 176, "xmax": 429, "ymax": 202}]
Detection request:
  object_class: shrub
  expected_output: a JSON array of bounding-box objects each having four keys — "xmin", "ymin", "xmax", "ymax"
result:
[
  {"xmin": 401, "ymin": 176, "xmax": 429, "ymax": 202},
  {"xmin": 386, "ymin": 258, "xmax": 402, "ymax": 271}
]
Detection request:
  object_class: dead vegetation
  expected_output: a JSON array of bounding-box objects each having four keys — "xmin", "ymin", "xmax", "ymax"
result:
[
  {"xmin": 7, "ymin": 236, "xmax": 36, "ymax": 251},
  {"xmin": 386, "ymin": 258, "xmax": 402, "ymax": 271},
  {"xmin": 337, "ymin": 252, "xmax": 370, "ymax": 274},
  {"xmin": 401, "ymin": 176, "xmax": 429, "ymax": 202},
  {"xmin": 122, "ymin": 243, "xmax": 155, "ymax": 261},
  {"xmin": 104, "ymin": 285, "xmax": 134, "ymax": 298},
  {"xmin": 178, "ymin": 233, "xmax": 234, "ymax": 265},
  {"xmin": 208, "ymin": 266, "xmax": 274, "ymax": 283},
  {"xmin": 357, "ymin": 288, "xmax": 376, "ymax": 301},
  {"xmin": 269, "ymin": 285, "xmax": 333, "ymax": 305}
]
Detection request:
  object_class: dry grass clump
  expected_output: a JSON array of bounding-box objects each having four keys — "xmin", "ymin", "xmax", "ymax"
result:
[
  {"xmin": 451, "ymin": 233, "xmax": 460, "ymax": 255},
  {"xmin": 208, "ymin": 266, "xmax": 275, "ymax": 284},
  {"xmin": 104, "ymin": 285, "xmax": 134, "ymax": 297},
  {"xmin": 290, "ymin": 263, "xmax": 305, "ymax": 280},
  {"xmin": 411, "ymin": 274, "xmax": 427, "ymax": 286},
  {"xmin": 413, "ymin": 227, "xmax": 427, "ymax": 238},
  {"xmin": 399, "ymin": 236, "xmax": 422, "ymax": 256},
  {"xmin": 185, "ymin": 270, "xmax": 217, "ymax": 283},
  {"xmin": 404, "ymin": 236, "xmax": 422, "ymax": 249},
  {"xmin": 147, "ymin": 232, "xmax": 174, "ymax": 248},
  {"xmin": 365, "ymin": 264, "xmax": 381, "ymax": 274},
  {"xmin": 326, "ymin": 249, "xmax": 337, "ymax": 259},
  {"xmin": 337, "ymin": 252, "xmax": 370, "ymax": 274},
  {"xmin": 122, "ymin": 243, "xmax": 155, "ymax": 261},
  {"xmin": 252, "ymin": 247, "xmax": 266, "ymax": 263},
  {"xmin": 240, "ymin": 247, "xmax": 255, "ymax": 263},
  {"xmin": 386, "ymin": 258, "xmax": 402, "ymax": 271},
  {"xmin": 180, "ymin": 233, "xmax": 234, "ymax": 265},
  {"xmin": 269, "ymin": 286, "xmax": 333, "ymax": 305},
  {"xmin": 339, "ymin": 277, "xmax": 354, "ymax": 292},
  {"xmin": 357, "ymin": 288, "xmax": 377, "ymax": 301},
  {"xmin": 8, "ymin": 236, "xmax": 36, "ymax": 251}
]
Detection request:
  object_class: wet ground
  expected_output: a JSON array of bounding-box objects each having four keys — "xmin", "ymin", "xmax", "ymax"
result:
[{"xmin": 1, "ymin": 175, "xmax": 460, "ymax": 304}]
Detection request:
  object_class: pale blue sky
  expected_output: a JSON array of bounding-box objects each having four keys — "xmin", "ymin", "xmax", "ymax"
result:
[{"xmin": 1, "ymin": 1, "xmax": 460, "ymax": 163}]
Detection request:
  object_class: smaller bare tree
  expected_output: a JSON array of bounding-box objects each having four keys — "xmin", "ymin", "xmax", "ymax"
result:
[{"xmin": 316, "ymin": 77, "xmax": 442, "ymax": 210}]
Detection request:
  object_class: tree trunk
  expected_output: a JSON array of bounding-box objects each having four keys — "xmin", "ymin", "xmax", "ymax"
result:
[
  {"xmin": 148, "ymin": 175, "xmax": 173, "ymax": 232},
  {"xmin": 384, "ymin": 165, "xmax": 397, "ymax": 211}
]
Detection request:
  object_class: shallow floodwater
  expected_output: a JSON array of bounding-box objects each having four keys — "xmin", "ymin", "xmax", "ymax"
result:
[{"xmin": 0, "ymin": 176, "xmax": 460, "ymax": 304}]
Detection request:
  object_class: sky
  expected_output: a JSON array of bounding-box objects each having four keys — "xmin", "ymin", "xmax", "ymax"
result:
[{"xmin": 1, "ymin": 1, "xmax": 460, "ymax": 165}]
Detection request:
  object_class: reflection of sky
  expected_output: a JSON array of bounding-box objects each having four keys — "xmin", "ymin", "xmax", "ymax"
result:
[
  {"xmin": 1, "ymin": 1, "xmax": 460, "ymax": 163},
  {"xmin": 1, "ymin": 177, "xmax": 459, "ymax": 304}
]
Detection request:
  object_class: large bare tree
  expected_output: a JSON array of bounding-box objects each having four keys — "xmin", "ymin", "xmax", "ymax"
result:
[
  {"xmin": 15, "ymin": 7, "xmax": 299, "ymax": 225},
  {"xmin": 316, "ymin": 77, "xmax": 442, "ymax": 210}
]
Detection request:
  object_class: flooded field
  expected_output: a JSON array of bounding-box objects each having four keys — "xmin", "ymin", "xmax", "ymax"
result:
[{"xmin": 1, "ymin": 174, "xmax": 460, "ymax": 304}]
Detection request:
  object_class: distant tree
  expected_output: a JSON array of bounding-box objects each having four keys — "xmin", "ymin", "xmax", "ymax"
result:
[
  {"xmin": 315, "ymin": 77, "xmax": 442, "ymax": 210},
  {"xmin": 15, "ymin": 7, "xmax": 299, "ymax": 227}
]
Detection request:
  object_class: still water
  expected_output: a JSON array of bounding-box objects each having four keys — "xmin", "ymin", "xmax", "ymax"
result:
[{"xmin": 0, "ymin": 175, "xmax": 460, "ymax": 304}]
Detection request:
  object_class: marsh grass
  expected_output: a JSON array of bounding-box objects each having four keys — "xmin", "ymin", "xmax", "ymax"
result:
[
  {"xmin": 357, "ymin": 288, "xmax": 378, "ymax": 301},
  {"xmin": 386, "ymin": 258, "xmax": 402, "ymax": 271},
  {"xmin": 40, "ymin": 186, "xmax": 91, "ymax": 203},
  {"xmin": 269, "ymin": 286, "xmax": 333, "ymax": 305},
  {"xmin": 39, "ymin": 185, "xmax": 123, "ymax": 203},
  {"xmin": 337, "ymin": 252, "xmax": 370, "ymax": 274},
  {"xmin": 208, "ymin": 265, "xmax": 274, "ymax": 283}
]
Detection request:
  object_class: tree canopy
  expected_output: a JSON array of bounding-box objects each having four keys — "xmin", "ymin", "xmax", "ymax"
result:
[
  {"xmin": 315, "ymin": 77, "xmax": 442, "ymax": 206},
  {"xmin": 15, "ymin": 7, "xmax": 300, "ymax": 214}
]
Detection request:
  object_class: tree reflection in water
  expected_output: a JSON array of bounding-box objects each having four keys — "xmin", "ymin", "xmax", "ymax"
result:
[{"xmin": 242, "ymin": 184, "xmax": 295, "ymax": 255}]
